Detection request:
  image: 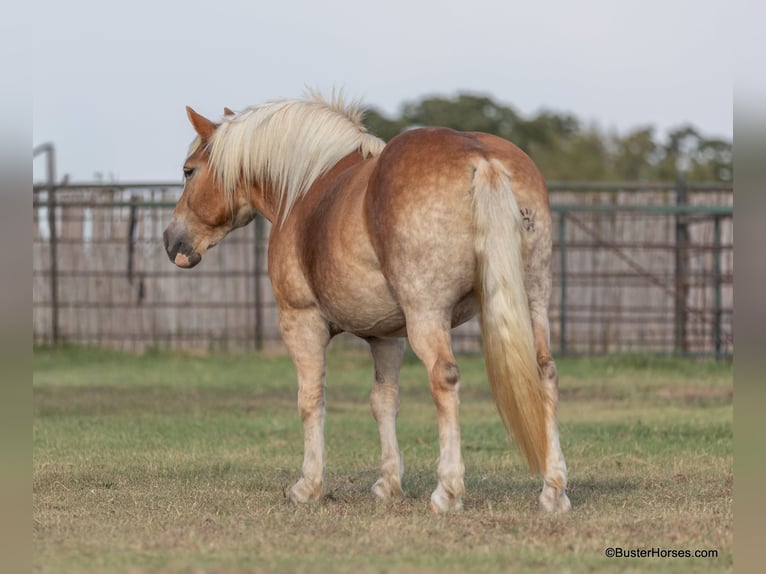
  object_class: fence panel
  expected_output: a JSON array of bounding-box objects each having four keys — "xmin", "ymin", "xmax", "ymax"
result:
[{"xmin": 33, "ymin": 182, "xmax": 732, "ymax": 356}]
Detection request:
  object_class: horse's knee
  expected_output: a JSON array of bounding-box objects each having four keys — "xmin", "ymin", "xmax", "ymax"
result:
[
  {"xmin": 429, "ymin": 359, "xmax": 460, "ymax": 412},
  {"xmin": 432, "ymin": 359, "xmax": 460, "ymax": 388},
  {"xmin": 537, "ymin": 358, "xmax": 559, "ymax": 406},
  {"xmin": 540, "ymin": 358, "xmax": 557, "ymax": 383}
]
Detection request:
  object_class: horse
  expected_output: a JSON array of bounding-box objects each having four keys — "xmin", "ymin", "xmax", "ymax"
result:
[{"xmin": 163, "ymin": 93, "xmax": 570, "ymax": 513}]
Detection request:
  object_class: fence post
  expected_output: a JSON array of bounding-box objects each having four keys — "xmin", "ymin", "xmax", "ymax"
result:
[
  {"xmin": 674, "ymin": 175, "xmax": 689, "ymax": 355},
  {"xmin": 35, "ymin": 144, "xmax": 61, "ymax": 346},
  {"xmin": 47, "ymin": 183, "xmax": 59, "ymax": 345},
  {"xmin": 127, "ymin": 194, "xmax": 139, "ymax": 284},
  {"xmin": 559, "ymin": 212, "xmax": 568, "ymax": 355},
  {"xmin": 712, "ymin": 215, "xmax": 722, "ymax": 359}
]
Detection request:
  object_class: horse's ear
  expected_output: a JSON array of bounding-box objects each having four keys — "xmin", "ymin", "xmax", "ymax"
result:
[
  {"xmin": 223, "ymin": 107, "xmax": 235, "ymax": 116},
  {"xmin": 186, "ymin": 106, "xmax": 217, "ymax": 140}
]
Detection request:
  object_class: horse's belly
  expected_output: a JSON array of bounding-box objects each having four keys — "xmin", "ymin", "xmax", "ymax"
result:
[
  {"xmin": 317, "ymin": 277, "xmax": 478, "ymax": 339},
  {"xmin": 316, "ymin": 274, "xmax": 408, "ymax": 337}
]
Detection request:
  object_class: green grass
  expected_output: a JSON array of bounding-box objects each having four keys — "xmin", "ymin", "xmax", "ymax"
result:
[{"xmin": 33, "ymin": 347, "xmax": 733, "ymax": 573}]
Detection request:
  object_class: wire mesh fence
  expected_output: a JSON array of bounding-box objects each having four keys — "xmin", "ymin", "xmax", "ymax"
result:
[{"xmin": 33, "ymin": 181, "xmax": 732, "ymax": 356}]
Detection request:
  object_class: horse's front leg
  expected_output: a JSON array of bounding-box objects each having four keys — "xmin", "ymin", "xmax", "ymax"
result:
[
  {"xmin": 368, "ymin": 337, "xmax": 406, "ymax": 499},
  {"xmin": 279, "ymin": 307, "xmax": 331, "ymax": 504}
]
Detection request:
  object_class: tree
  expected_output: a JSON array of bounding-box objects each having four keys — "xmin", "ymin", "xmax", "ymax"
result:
[
  {"xmin": 363, "ymin": 108, "xmax": 403, "ymax": 142},
  {"xmin": 611, "ymin": 127, "xmax": 660, "ymax": 181},
  {"xmin": 400, "ymin": 93, "xmax": 519, "ymax": 139},
  {"xmin": 363, "ymin": 93, "xmax": 732, "ymax": 182}
]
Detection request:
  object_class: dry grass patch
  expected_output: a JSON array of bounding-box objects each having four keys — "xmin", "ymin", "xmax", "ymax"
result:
[{"xmin": 34, "ymin": 348, "xmax": 732, "ymax": 573}]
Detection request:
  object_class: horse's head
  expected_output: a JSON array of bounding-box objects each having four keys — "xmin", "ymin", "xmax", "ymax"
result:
[{"xmin": 163, "ymin": 107, "xmax": 255, "ymax": 268}]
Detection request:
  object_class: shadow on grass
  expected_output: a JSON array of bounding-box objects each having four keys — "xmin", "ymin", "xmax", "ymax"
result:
[{"xmin": 316, "ymin": 467, "xmax": 642, "ymax": 511}]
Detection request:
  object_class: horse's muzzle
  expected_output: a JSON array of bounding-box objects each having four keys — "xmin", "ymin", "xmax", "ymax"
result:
[{"xmin": 163, "ymin": 225, "xmax": 202, "ymax": 269}]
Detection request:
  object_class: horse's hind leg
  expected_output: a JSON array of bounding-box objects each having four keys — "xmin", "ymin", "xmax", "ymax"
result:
[
  {"xmin": 522, "ymin": 207, "xmax": 571, "ymax": 512},
  {"xmin": 368, "ymin": 337, "xmax": 406, "ymax": 499},
  {"xmin": 405, "ymin": 318, "xmax": 465, "ymax": 513},
  {"xmin": 529, "ymin": 300, "xmax": 571, "ymax": 512},
  {"xmin": 279, "ymin": 308, "xmax": 331, "ymax": 504}
]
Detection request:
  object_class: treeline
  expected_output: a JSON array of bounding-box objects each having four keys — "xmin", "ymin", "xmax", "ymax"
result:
[{"xmin": 364, "ymin": 93, "xmax": 732, "ymax": 182}]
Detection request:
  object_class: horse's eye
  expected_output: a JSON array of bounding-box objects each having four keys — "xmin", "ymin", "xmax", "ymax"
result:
[{"xmin": 183, "ymin": 167, "xmax": 195, "ymax": 179}]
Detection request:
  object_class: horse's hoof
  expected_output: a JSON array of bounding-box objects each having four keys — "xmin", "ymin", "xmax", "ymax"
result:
[
  {"xmin": 288, "ymin": 478, "xmax": 322, "ymax": 504},
  {"xmin": 372, "ymin": 477, "xmax": 403, "ymax": 500},
  {"xmin": 429, "ymin": 489, "xmax": 463, "ymax": 513},
  {"xmin": 539, "ymin": 487, "xmax": 571, "ymax": 513}
]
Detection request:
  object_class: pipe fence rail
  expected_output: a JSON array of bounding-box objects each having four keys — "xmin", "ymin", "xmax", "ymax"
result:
[{"xmin": 32, "ymin": 180, "xmax": 733, "ymax": 357}]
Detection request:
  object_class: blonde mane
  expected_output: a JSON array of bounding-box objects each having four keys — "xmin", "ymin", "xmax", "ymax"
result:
[{"xmin": 207, "ymin": 93, "xmax": 385, "ymax": 221}]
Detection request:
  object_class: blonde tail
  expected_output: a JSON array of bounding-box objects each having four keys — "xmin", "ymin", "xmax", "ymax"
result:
[{"xmin": 472, "ymin": 158, "xmax": 547, "ymax": 475}]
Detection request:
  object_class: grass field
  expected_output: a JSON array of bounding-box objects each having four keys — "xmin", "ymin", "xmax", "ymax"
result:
[{"xmin": 33, "ymin": 345, "xmax": 733, "ymax": 573}]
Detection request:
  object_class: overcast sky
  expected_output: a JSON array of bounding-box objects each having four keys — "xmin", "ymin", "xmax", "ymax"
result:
[{"xmin": 31, "ymin": 0, "xmax": 734, "ymax": 183}]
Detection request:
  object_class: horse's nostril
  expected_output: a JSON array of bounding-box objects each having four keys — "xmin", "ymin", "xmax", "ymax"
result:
[
  {"xmin": 162, "ymin": 226, "xmax": 201, "ymax": 267},
  {"xmin": 163, "ymin": 231, "xmax": 183, "ymax": 262}
]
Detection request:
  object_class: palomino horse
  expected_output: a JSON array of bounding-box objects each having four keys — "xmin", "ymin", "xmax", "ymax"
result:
[{"xmin": 163, "ymin": 93, "xmax": 570, "ymax": 513}]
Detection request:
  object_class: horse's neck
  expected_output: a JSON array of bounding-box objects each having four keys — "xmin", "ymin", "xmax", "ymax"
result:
[
  {"xmin": 271, "ymin": 150, "xmax": 367, "ymax": 224},
  {"xmin": 248, "ymin": 184, "xmax": 279, "ymax": 223}
]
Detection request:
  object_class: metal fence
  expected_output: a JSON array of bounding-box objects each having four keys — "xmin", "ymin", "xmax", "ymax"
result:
[{"xmin": 32, "ymin": 181, "xmax": 733, "ymax": 357}]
